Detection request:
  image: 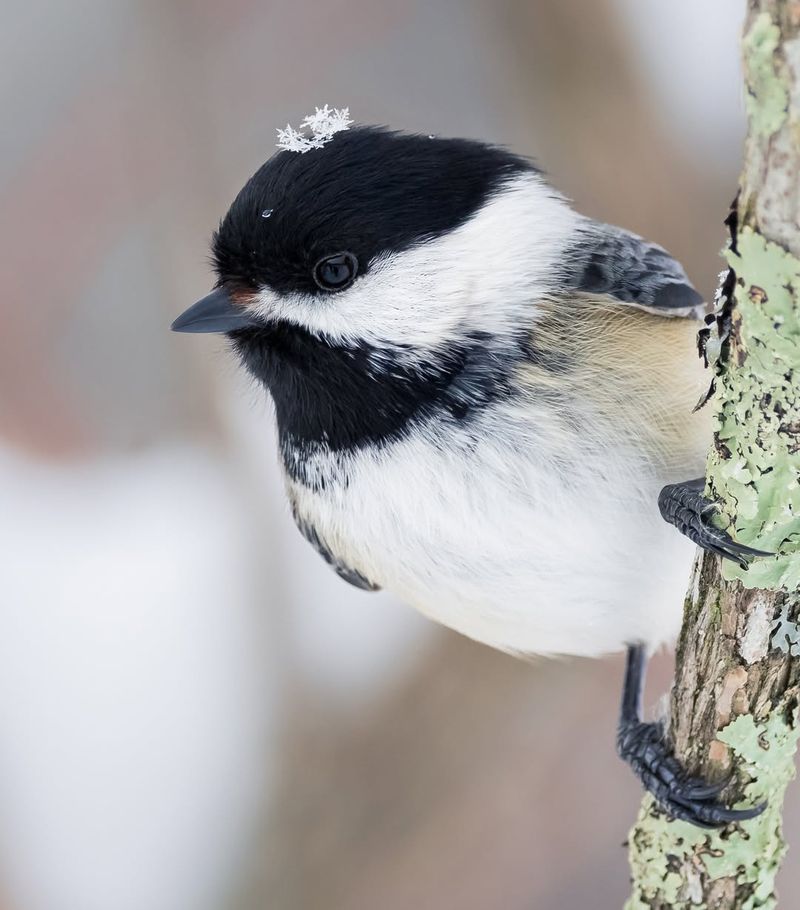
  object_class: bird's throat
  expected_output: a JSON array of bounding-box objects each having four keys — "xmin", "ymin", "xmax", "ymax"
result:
[{"xmin": 230, "ymin": 321, "xmax": 513, "ymax": 474}]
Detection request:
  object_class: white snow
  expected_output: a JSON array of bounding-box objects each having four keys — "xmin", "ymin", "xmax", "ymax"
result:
[{"xmin": 276, "ymin": 105, "xmax": 352, "ymax": 153}]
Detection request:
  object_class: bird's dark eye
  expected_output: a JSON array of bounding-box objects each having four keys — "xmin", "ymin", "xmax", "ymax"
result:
[{"xmin": 313, "ymin": 252, "xmax": 358, "ymax": 292}]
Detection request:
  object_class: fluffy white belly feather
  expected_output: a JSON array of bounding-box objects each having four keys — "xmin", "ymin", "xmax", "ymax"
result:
[
  {"xmin": 286, "ymin": 401, "xmax": 704, "ymax": 659},
  {"xmin": 284, "ymin": 298, "xmax": 710, "ymax": 659}
]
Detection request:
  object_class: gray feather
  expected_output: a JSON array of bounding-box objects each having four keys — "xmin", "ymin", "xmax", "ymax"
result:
[
  {"xmin": 293, "ymin": 511, "xmax": 380, "ymax": 591},
  {"xmin": 566, "ymin": 221, "xmax": 705, "ymax": 317}
]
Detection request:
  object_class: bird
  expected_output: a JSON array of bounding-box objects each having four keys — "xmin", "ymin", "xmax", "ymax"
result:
[{"xmin": 172, "ymin": 112, "xmax": 770, "ymax": 828}]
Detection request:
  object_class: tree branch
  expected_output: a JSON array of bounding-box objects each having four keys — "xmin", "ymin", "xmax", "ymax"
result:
[{"xmin": 627, "ymin": 3, "xmax": 800, "ymax": 907}]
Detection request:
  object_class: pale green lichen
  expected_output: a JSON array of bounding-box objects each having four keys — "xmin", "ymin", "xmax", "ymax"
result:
[
  {"xmin": 630, "ymin": 229, "xmax": 800, "ymax": 904},
  {"xmin": 628, "ymin": 16, "xmax": 799, "ymax": 907},
  {"xmin": 771, "ymin": 602, "xmax": 800, "ymax": 656},
  {"xmin": 625, "ymin": 804, "xmax": 708, "ymax": 908},
  {"xmin": 743, "ymin": 12, "xmax": 789, "ymax": 137},
  {"xmin": 706, "ymin": 229, "xmax": 800, "ymax": 591},
  {"xmin": 626, "ymin": 711, "xmax": 800, "ymax": 909}
]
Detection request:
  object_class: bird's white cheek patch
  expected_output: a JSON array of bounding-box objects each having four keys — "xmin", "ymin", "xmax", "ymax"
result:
[{"xmin": 247, "ymin": 172, "xmax": 581, "ymax": 351}]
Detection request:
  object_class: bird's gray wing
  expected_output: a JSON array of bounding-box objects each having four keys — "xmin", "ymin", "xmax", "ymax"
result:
[
  {"xmin": 565, "ymin": 221, "xmax": 705, "ymax": 318},
  {"xmin": 293, "ymin": 512, "xmax": 380, "ymax": 591}
]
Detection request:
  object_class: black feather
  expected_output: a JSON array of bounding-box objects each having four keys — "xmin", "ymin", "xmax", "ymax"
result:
[
  {"xmin": 230, "ymin": 321, "xmax": 520, "ymax": 470},
  {"xmin": 212, "ymin": 126, "xmax": 534, "ymax": 296},
  {"xmin": 292, "ymin": 510, "xmax": 380, "ymax": 591}
]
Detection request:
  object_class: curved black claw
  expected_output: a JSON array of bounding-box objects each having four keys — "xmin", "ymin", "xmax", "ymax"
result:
[
  {"xmin": 658, "ymin": 478, "xmax": 773, "ymax": 570},
  {"xmin": 617, "ymin": 719, "xmax": 767, "ymax": 829}
]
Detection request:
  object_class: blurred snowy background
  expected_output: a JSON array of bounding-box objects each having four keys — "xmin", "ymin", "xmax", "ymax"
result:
[{"xmin": 2, "ymin": 1, "xmax": 797, "ymax": 908}]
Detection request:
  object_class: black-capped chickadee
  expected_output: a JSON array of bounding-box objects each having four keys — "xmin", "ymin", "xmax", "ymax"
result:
[{"xmin": 173, "ymin": 114, "xmax": 769, "ymax": 827}]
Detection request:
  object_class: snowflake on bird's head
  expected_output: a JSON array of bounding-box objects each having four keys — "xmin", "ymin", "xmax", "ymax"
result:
[{"xmin": 276, "ymin": 105, "xmax": 353, "ymax": 153}]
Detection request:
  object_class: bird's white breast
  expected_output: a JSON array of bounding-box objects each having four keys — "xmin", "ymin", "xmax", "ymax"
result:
[{"xmin": 285, "ymin": 391, "xmax": 704, "ymax": 659}]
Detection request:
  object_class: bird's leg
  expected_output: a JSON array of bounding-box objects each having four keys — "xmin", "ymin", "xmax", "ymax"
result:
[
  {"xmin": 658, "ymin": 478, "xmax": 772, "ymax": 569},
  {"xmin": 617, "ymin": 643, "xmax": 765, "ymax": 829}
]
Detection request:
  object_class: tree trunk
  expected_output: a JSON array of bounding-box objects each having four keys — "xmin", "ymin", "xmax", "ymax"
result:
[{"xmin": 627, "ymin": 3, "xmax": 800, "ymax": 908}]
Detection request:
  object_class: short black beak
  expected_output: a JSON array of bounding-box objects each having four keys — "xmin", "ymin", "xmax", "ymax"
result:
[{"xmin": 171, "ymin": 288, "xmax": 259, "ymax": 334}]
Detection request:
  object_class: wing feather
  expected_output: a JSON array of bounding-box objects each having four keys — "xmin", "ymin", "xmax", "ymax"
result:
[
  {"xmin": 293, "ymin": 511, "xmax": 380, "ymax": 591},
  {"xmin": 566, "ymin": 221, "xmax": 705, "ymax": 318}
]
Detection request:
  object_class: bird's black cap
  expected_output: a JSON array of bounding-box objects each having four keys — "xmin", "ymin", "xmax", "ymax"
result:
[{"xmin": 209, "ymin": 125, "xmax": 534, "ymax": 297}]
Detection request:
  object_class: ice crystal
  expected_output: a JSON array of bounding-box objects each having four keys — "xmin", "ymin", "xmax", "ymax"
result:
[{"xmin": 276, "ymin": 105, "xmax": 353, "ymax": 153}]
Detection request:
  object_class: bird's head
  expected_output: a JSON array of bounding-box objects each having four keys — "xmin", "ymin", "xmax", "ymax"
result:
[{"xmin": 173, "ymin": 121, "xmax": 577, "ymax": 363}]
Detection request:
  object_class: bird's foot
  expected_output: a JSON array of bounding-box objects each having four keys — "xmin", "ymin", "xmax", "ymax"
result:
[
  {"xmin": 617, "ymin": 718, "xmax": 766, "ymax": 829},
  {"xmin": 658, "ymin": 478, "xmax": 772, "ymax": 570}
]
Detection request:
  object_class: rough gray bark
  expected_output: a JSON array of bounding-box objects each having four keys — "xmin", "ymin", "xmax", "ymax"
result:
[{"xmin": 627, "ymin": 3, "xmax": 800, "ymax": 907}]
